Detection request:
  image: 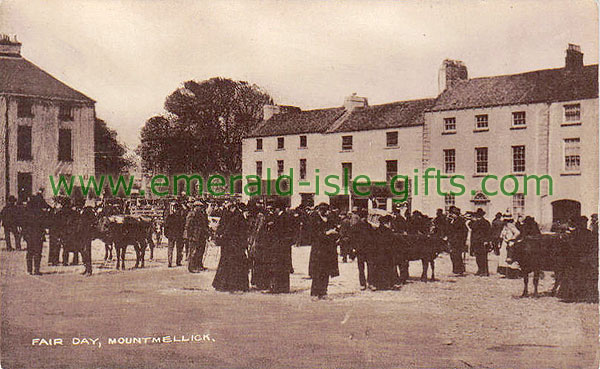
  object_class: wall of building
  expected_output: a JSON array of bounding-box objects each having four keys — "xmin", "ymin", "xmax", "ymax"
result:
[
  {"xmin": 546, "ymin": 98, "xmax": 599, "ymax": 222},
  {"xmin": 422, "ymin": 103, "xmax": 549, "ymax": 222},
  {"xmin": 0, "ymin": 96, "xmax": 95, "ymax": 208},
  {"xmin": 241, "ymin": 125, "xmax": 423, "ymax": 210}
]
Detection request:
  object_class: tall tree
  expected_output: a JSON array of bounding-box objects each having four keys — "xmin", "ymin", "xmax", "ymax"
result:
[
  {"xmin": 95, "ymin": 118, "xmax": 134, "ymax": 176},
  {"xmin": 138, "ymin": 77, "xmax": 272, "ymax": 176}
]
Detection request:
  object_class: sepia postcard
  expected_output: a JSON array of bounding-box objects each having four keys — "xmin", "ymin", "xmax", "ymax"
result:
[{"xmin": 0, "ymin": 1, "xmax": 598, "ymax": 368}]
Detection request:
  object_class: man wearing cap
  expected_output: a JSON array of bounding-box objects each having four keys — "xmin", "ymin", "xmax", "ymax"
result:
[
  {"xmin": 0, "ymin": 195, "xmax": 21, "ymax": 251},
  {"xmin": 469, "ymin": 208, "xmax": 491, "ymax": 276},
  {"xmin": 184, "ymin": 200, "xmax": 209, "ymax": 272},
  {"xmin": 447, "ymin": 206, "xmax": 467, "ymax": 275},
  {"xmin": 165, "ymin": 203, "xmax": 185, "ymax": 267},
  {"xmin": 308, "ymin": 203, "xmax": 339, "ymax": 299}
]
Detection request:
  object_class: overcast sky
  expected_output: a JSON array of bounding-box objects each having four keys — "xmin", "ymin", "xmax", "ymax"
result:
[{"xmin": 1, "ymin": 0, "xmax": 597, "ymax": 148}]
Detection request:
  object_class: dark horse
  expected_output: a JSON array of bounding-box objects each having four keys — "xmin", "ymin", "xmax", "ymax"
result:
[{"xmin": 507, "ymin": 234, "xmax": 570, "ymax": 297}]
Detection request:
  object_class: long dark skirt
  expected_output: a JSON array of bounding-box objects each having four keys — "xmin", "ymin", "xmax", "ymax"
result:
[
  {"xmin": 310, "ymin": 273, "xmax": 329, "ymax": 297},
  {"xmin": 212, "ymin": 244, "xmax": 249, "ymax": 292}
]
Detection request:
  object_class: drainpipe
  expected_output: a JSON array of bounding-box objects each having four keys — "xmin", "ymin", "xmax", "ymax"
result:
[{"xmin": 4, "ymin": 96, "xmax": 9, "ymax": 201}]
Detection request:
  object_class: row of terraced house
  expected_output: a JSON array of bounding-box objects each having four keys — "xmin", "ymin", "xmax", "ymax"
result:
[{"xmin": 242, "ymin": 44, "xmax": 599, "ymax": 229}]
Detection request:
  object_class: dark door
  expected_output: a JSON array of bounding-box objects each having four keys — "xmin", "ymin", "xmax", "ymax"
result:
[{"xmin": 17, "ymin": 172, "xmax": 32, "ymax": 203}]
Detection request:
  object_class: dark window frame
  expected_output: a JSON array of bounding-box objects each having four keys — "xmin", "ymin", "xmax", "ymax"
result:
[
  {"xmin": 17, "ymin": 125, "xmax": 32, "ymax": 161},
  {"xmin": 17, "ymin": 98, "xmax": 34, "ymax": 118},
  {"xmin": 341, "ymin": 135, "xmax": 353, "ymax": 151},
  {"xmin": 58, "ymin": 128, "xmax": 73, "ymax": 162},
  {"xmin": 386, "ymin": 131, "xmax": 399, "ymax": 147}
]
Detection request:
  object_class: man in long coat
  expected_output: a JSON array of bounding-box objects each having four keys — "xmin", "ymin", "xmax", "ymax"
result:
[
  {"xmin": 447, "ymin": 206, "xmax": 467, "ymax": 275},
  {"xmin": 352, "ymin": 209, "xmax": 374, "ymax": 290},
  {"xmin": 370, "ymin": 215, "xmax": 398, "ymax": 290},
  {"xmin": 269, "ymin": 207, "xmax": 296, "ymax": 293},
  {"xmin": 0, "ymin": 195, "xmax": 21, "ymax": 251},
  {"xmin": 165, "ymin": 203, "xmax": 185, "ymax": 267},
  {"xmin": 183, "ymin": 201, "xmax": 209, "ymax": 272},
  {"xmin": 469, "ymin": 208, "xmax": 491, "ymax": 276},
  {"xmin": 22, "ymin": 200, "xmax": 47, "ymax": 275},
  {"xmin": 308, "ymin": 203, "xmax": 339, "ymax": 299}
]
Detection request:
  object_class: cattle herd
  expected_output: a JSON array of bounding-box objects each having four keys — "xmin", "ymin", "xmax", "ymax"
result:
[{"xmin": 0, "ymin": 192, "xmax": 598, "ymax": 303}]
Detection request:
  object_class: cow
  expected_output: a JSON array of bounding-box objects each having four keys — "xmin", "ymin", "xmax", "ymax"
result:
[
  {"xmin": 506, "ymin": 234, "xmax": 570, "ymax": 297},
  {"xmin": 394, "ymin": 234, "xmax": 449, "ymax": 282},
  {"xmin": 99, "ymin": 215, "xmax": 155, "ymax": 270},
  {"xmin": 96, "ymin": 216, "xmax": 115, "ymax": 261}
]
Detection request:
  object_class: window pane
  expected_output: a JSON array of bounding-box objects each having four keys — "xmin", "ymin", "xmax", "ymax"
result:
[
  {"xmin": 475, "ymin": 147, "xmax": 488, "ymax": 173},
  {"xmin": 342, "ymin": 162, "xmax": 352, "ymax": 180},
  {"xmin": 444, "ymin": 149, "xmax": 456, "ymax": 173},
  {"xmin": 512, "ymin": 146, "xmax": 525, "ymax": 172},
  {"xmin": 444, "ymin": 117, "xmax": 456, "ymax": 131},
  {"xmin": 342, "ymin": 136, "xmax": 353, "ymax": 150},
  {"xmin": 256, "ymin": 139, "xmax": 263, "ymax": 150},
  {"xmin": 386, "ymin": 132, "xmax": 398, "ymax": 147},
  {"xmin": 300, "ymin": 159, "xmax": 307, "ymax": 179},
  {"xmin": 277, "ymin": 137, "xmax": 284, "ymax": 149},
  {"xmin": 564, "ymin": 138, "xmax": 581, "ymax": 172},
  {"xmin": 564, "ymin": 104, "xmax": 581, "ymax": 122},
  {"xmin": 512, "ymin": 112, "xmax": 526, "ymax": 126},
  {"xmin": 17, "ymin": 125, "xmax": 32, "ymax": 161},
  {"xmin": 256, "ymin": 161, "xmax": 262, "ymax": 177},
  {"xmin": 475, "ymin": 114, "xmax": 488, "ymax": 129},
  {"xmin": 58, "ymin": 129, "xmax": 73, "ymax": 162},
  {"xmin": 299, "ymin": 135, "xmax": 307, "ymax": 148}
]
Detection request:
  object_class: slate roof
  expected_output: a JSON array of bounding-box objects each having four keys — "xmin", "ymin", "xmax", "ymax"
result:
[
  {"xmin": 328, "ymin": 98, "xmax": 436, "ymax": 133},
  {"xmin": 247, "ymin": 107, "xmax": 346, "ymax": 138},
  {"xmin": 0, "ymin": 55, "xmax": 95, "ymax": 103},
  {"xmin": 430, "ymin": 64, "xmax": 598, "ymax": 112},
  {"xmin": 247, "ymin": 98, "xmax": 436, "ymax": 138}
]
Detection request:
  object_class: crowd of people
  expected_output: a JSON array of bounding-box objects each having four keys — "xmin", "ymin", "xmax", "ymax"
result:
[{"xmin": 0, "ymin": 191, "xmax": 598, "ymax": 302}]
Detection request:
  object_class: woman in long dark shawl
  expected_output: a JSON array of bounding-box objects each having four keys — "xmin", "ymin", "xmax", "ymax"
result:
[{"xmin": 212, "ymin": 205, "xmax": 250, "ymax": 292}]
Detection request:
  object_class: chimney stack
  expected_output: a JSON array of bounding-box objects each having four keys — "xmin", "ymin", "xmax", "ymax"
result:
[
  {"xmin": 438, "ymin": 59, "xmax": 468, "ymax": 93},
  {"xmin": 263, "ymin": 105, "xmax": 281, "ymax": 121},
  {"xmin": 0, "ymin": 34, "xmax": 21, "ymax": 57},
  {"xmin": 565, "ymin": 43, "xmax": 583, "ymax": 71},
  {"xmin": 343, "ymin": 93, "xmax": 368, "ymax": 111}
]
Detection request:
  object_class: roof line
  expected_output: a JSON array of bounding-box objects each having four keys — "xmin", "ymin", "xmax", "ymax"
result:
[
  {"xmin": 427, "ymin": 96, "xmax": 598, "ymax": 113},
  {"xmin": 0, "ymin": 92, "xmax": 96, "ymax": 104},
  {"xmin": 465, "ymin": 63, "xmax": 599, "ymax": 82}
]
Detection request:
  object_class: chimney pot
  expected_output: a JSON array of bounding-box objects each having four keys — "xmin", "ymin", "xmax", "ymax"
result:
[
  {"xmin": 438, "ymin": 59, "xmax": 468, "ymax": 93},
  {"xmin": 344, "ymin": 94, "xmax": 368, "ymax": 111},
  {"xmin": 0, "ymin": 34, "xmax": 21, "ymax": 56},
  {"xmin": 565, "ymin": 43, "xmax": 584, "ymax": 71}
]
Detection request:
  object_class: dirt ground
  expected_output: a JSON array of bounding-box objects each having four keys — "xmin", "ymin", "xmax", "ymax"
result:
[{"xmin": 1, "ymin": 238, "xmax": 598, "ymax": 369}]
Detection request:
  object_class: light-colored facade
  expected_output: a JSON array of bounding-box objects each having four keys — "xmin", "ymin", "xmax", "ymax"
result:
[
  {"xmin": 242, "ymin": 125, "xmax": 423, "ymax": 211},
  {"xmin": 422, "ymin": 45, "xmax": 598, "ymax": 228},
  {"xmin": 0, "ymin": 36, "xmax": 95, "ymax": 208},
  {"xmin": 242, "ymin": 97, "xmax": 432, "ymax": 212},
  {"xmin": 242, "ymin": 44, "xmax": 598, "ymax": 227}
]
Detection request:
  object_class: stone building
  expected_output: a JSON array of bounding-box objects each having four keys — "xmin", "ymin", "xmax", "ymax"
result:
[
  {"xmin": 423, "ymin": 44, "xmax": 598, "ymax": 228},
  {"xmin": 243, "ymin": 43, "xmax": 598, "ymax": 228},
  {"xmin": 0, "ymin": 35, "xmax": 95, "ymax": 208},
  {"xmin": 242, "ymin": 96, "xmax": 434, "ymax": 212}
]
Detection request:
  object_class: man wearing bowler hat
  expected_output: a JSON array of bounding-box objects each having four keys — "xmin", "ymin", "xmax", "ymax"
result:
[
  {"xmin": 308, "ymin": 203, "xmax": 339, "ymax": 299},
  {"xmin": 469, "ymin": 208, "xmax": 491, "ymax": 276}
]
